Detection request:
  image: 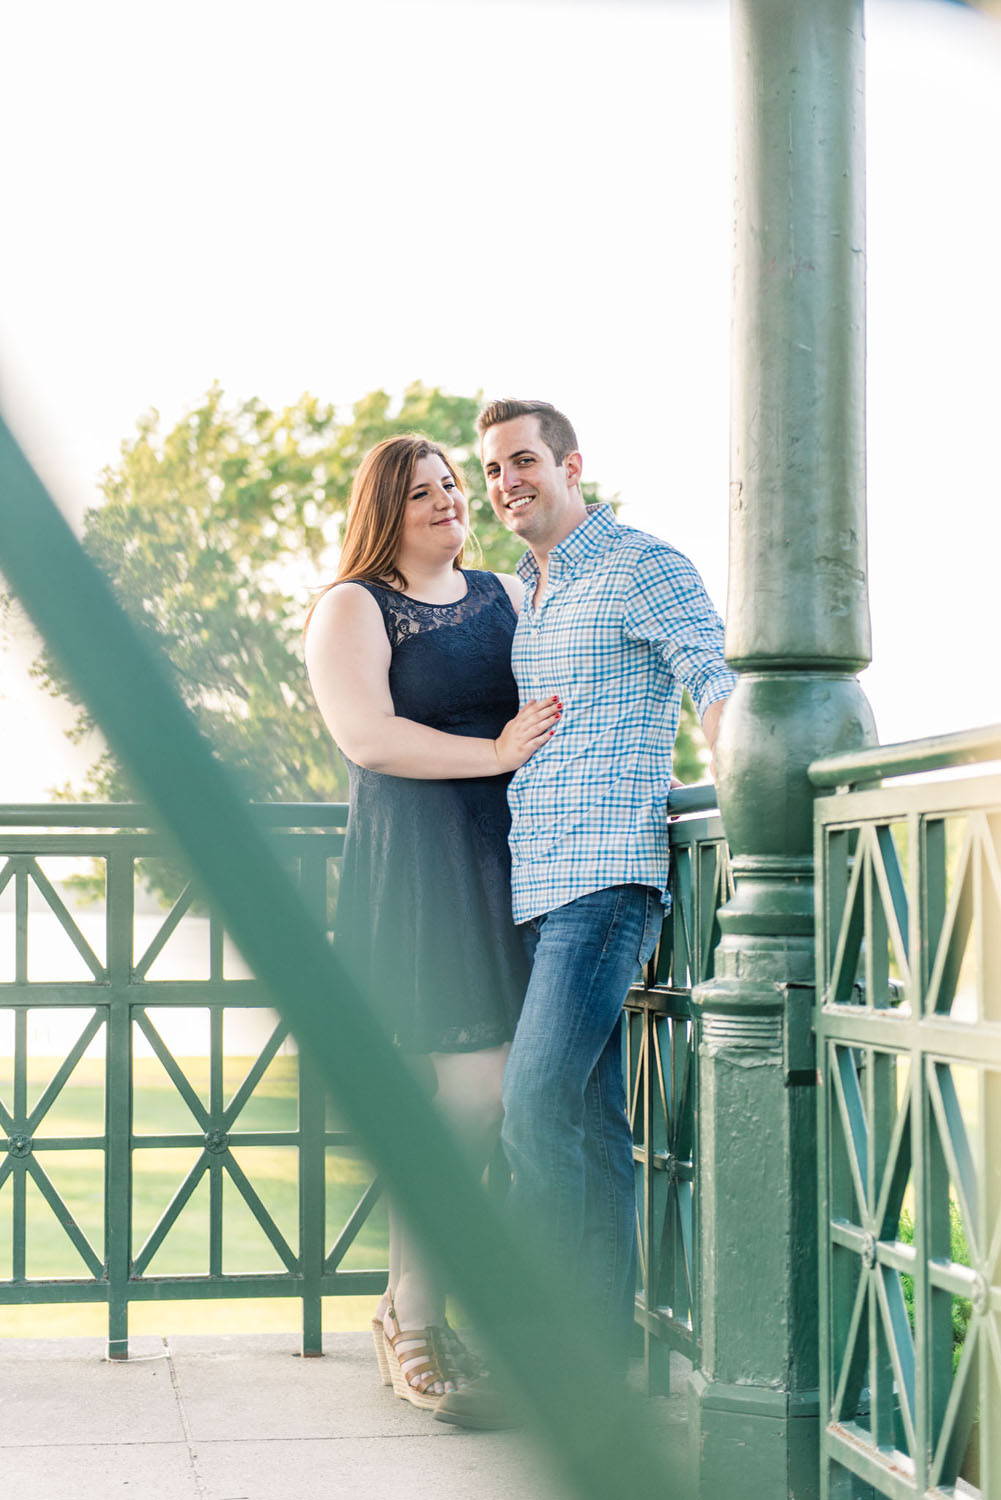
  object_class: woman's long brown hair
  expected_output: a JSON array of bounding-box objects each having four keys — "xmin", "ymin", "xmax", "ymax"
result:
[{"xmin": 305, "ymin": 434, "xmax": 467, "ymax": 630}]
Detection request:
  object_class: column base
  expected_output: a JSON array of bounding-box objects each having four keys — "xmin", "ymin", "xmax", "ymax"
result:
[{"xmin": 688, "ymin": 1370, "xmax": 820, "ymax": 1500}]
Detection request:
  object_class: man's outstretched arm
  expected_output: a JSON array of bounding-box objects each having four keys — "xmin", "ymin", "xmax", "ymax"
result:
[{"xmin": 701, "ymin": 694, "xmax": 730, "ymax": 782}]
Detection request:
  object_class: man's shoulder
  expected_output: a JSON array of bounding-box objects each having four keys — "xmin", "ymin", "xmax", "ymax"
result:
[{"xmin": 597, "ymin": 517, "xmax": 689, "ymax": 573}]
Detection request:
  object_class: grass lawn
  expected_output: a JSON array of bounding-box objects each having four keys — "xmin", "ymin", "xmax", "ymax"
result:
[{"xmin": 0, "ymin": 1052, "xmax": 388, "ymax": 1340}]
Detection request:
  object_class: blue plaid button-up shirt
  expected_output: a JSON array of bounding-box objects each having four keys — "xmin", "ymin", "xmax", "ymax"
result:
[{"xmin": 507, "ymin": 505, "xmax": 736, "ymax": 924}]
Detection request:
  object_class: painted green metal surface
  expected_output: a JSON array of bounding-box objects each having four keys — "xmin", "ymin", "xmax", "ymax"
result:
[
  {"xmin": 0, "ymin": 796, "xmax": 731, "ymax": 1393},
  {"xmin": 811, "ymin": 726, "xmax": 1001, "ymax": 792},
  {"xmin": 0, "ymin": 811, "xmax": 375, "ymax": 1357},
  {"xmin": 815, "ymin": 746, "xmax": 1001, "ymax": 1500},
  {"xmin": 626, "ymin": 806, "xmax": 731, "ymax": 1393},
  {"xmin": 690, "ymin": 1, "xmax": 877, "ymax": 1494},
  {"xmin": 727, "ymin": 0, "xmax": 870, "ymax": 674},
  {"xmin": 0, "ymin": 413, "xmax": 689, "ymax": 1500}
]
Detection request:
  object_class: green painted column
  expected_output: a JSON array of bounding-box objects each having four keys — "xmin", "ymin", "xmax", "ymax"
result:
[{"xmin": 689, "ymin": 2, "xmax": 877, "ymax": 1495}]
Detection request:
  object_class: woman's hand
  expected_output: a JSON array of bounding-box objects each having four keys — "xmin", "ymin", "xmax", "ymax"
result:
[{"xmin": 494, "ymin": 697, "xmax": 562, "ymax": 773}]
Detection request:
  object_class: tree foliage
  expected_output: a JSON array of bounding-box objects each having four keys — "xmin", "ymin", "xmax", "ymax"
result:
[
  {"xmin": 37, "ymin": 381, "xmax": 707, "ymax": 853},
  {"xmin": 673, "ymin": 691, "xmax": 709, "ymax": 784}
]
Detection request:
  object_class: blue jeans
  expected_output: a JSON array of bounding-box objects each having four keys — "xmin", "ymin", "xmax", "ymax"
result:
[{"xmin": 501, "ymin": 884, "xmax": 663, "ymax": 1360}]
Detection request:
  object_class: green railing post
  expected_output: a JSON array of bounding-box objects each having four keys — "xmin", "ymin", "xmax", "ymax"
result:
[
  {"xmin": 297, "ymin": 842, "xmax": 330, "ymax": 1357},
  {"xmin": 689, "ymin": 1, "xmax": 877, "ymax": 1494},
  {"xmin": 106, "ymin": 842, "xmax": 135, "ymax": 1359}
]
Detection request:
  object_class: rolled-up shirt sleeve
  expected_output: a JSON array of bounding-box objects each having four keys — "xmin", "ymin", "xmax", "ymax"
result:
[{"xmin": 623, "ymin": 545, "xmax": 737, "ymax": 716}]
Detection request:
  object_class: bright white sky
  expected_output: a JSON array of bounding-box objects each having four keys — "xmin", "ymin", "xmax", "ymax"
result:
[{"xmin": 1, "ymin": 0, "xmax": 999, "ymax": 800}]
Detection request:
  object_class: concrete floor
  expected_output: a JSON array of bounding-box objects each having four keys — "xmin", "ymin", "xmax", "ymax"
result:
[{"xmin": 0, "ymin": 1333, "xmax": 688, "ymax": 1500}]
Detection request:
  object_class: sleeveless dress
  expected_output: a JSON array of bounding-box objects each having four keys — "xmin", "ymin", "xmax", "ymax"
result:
[{"xmin": 334, "ymin": 569, "xmax": 530, "ymax": 1054}]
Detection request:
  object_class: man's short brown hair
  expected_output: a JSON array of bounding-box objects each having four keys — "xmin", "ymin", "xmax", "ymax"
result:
[{"xmin": 476, "ymin": 399, "xmax": 579, "ymax": 466}]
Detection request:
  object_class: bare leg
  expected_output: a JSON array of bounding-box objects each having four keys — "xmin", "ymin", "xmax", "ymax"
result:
[
  {"xmin": 387, "ymin": 1199, "xmax": 445, "ymax": 1331},
  {"xmin": 378, "ymin": 1044, "xmax": 509, "ymax": 1396},
  {"xmin": 429, "ymin": 1044, "xmax": 509, "ymax": 1174}
]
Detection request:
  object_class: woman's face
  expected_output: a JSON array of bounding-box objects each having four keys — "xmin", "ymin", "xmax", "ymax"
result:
[{"xmin": 399, "ymin": 453, "xmax": 468, "ymax": 566}]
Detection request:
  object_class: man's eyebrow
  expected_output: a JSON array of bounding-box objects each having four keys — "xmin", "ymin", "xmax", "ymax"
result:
[{"xmin": 490, "ymin": 448, "xmax": 538, "ymax": 465}]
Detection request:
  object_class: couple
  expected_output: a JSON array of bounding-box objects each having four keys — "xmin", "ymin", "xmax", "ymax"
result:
[{"xmin": 304, "ymin": 398, "xmax": 735, "ymax": 1427}]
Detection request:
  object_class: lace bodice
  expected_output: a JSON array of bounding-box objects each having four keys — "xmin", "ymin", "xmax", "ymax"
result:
[
  {"xmin": 352, "ymin": 571, "xmax": 520, "ymax": 736},
  {"xmin": 360, "ymin": 577, "xmax": 506, "ymax": 650}
]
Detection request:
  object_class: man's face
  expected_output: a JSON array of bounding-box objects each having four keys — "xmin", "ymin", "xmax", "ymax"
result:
[{"xmin": 481, "ymin": 415, "xmax": 582, "ymax": 552}]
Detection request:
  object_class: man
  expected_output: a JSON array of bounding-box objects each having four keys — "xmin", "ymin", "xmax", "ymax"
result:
[{"xmin": 435, "ymin": 399, "xmax": 735, "ymax": 1427}]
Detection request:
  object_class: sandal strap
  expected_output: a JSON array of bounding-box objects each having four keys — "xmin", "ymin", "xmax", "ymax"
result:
[
  {"xmin": 385, "ymin": 1319, "xmax": 448, "ymax": 1394},
  {"xmin": 426, "ymin": 1327, "xmax": 451, "ymax": 1384}
]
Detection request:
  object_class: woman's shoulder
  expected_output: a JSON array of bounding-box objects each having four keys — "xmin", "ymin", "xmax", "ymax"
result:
[
  {"xmin": 463, "ymin": 569, "xmax": 524, "ymax": 613},
  {"xmin": 305, "ymin": 579, "xmax": 389, "ymax": 638},
  {"xmin": 332, "ymin": 577, "xmax": 388, "ymax": 598},
  {"xmin": 463, "ymin": 567, "xmax": 519, "ymax": 593}
]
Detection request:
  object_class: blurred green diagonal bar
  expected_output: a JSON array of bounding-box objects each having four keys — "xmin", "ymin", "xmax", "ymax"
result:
[{"xmin": 0, "ymin": 413, "xmax": 687, "ymax": 1500}]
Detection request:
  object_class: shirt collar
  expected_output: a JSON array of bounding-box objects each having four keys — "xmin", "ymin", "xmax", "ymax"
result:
[{"xmin": 515, "ymin": 504, "xmax": 618, "ymax": 585}]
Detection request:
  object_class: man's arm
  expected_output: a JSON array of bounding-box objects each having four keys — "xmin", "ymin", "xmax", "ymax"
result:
[
  {"xmin": 622, "ymin": 544, "xmax": 737, "ymax": 780},
  {"xmin": 701, "ymin": 696, "xmax": 727, "ymax": 755},
  {"xmin": 700, "ymin": 694, "xmax": 729, "ymax": 782}
]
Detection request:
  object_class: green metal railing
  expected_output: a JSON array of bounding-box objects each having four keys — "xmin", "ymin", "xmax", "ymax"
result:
[
  {"xmin": 627, "ymin": 787, "xmax": 730, "ymax": 1393},
  {"xmin": 0, "ymin": 803, "xmax": 393, "ymax": 1356},
  {"xmin": 1, "ymin": 790, "xmax": 730, "ymax": 1384},
  {"xmin": 813, "ymin": 726, "xmax": 1001, "ymax": 1500}
]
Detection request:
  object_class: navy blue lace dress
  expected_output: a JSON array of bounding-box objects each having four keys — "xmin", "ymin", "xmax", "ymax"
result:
[{"xmin": 334, "ymin": 570, "xmax": 529, "ymax": 1054}]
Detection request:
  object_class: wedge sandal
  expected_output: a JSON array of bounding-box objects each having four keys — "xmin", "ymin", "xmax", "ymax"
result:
[{"xmin": 382, "ymin": 1303, "xmax": 452, "ymax": 1410}]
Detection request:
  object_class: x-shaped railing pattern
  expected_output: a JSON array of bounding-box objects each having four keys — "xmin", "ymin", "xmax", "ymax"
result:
[
  {"xmin": 0, "ymin": 818, "xmax": 381, "ymax": 1356},
  {"xmin": 0, "ymin": 855, "xmax": 107, "ymax": 983},
  {"xmin": 0, "ymin": 1006, "xmax": 107, "ymax": 1279},
  {"xmin": 817, "ymin": 783, "xmax": 1001, "ymax": 1497},
  {"xmin": 828, "ymin": 1044, "xmax": 916, "ymax": 1452},
  {"xmin": 130, "ymin": 1009, "xmax": 298, "ymax": 1277},
  {"xmin": 627, "ymin": 813, "xmax": 729, "ymax": 1390}
]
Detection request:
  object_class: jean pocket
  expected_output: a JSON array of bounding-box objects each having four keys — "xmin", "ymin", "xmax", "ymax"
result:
[{"xmin": 637, "ymin": 888, "xmax": 665, "ymax": 970}]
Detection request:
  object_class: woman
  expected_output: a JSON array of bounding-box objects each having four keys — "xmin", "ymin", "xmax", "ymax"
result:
[{"xmin": 304, "ymin": 434, "xmax": 559, "ymax": 1410}]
